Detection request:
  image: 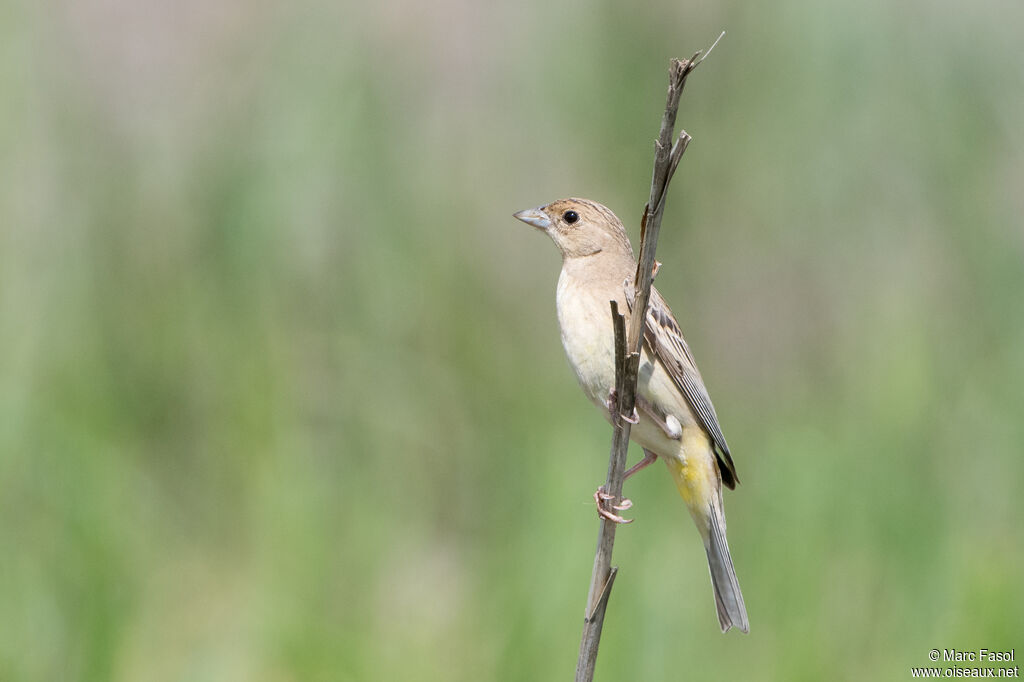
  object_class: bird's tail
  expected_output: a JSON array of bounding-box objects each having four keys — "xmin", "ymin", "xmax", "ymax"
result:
[
  {"xmin": 665, "ymin": 454, "xmax": 749, "ymax": 633},
  {"xmin": 705, "ymin": 501, "xmax": 749, "ymax": 633}
]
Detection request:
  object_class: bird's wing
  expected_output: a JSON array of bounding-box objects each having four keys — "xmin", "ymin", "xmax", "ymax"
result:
[{"xmin": 626, "ymin": 282, "xmax": 739, "ymax": 488}]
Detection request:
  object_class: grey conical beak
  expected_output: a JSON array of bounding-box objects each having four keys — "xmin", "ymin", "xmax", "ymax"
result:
[{"xmin": 513, "ymin": 207, "xmax": 552, "ymax": 231}]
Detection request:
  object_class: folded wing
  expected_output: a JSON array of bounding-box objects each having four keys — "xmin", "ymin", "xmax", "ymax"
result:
[{"xmin": 627, "ymin": 283, "xmax": 739, "ymax": 489}]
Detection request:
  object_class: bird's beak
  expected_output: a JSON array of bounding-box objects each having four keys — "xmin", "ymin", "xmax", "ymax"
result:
[{"xmin": 513, "ymin": 207, "xmax": 552, "ymax": 231}]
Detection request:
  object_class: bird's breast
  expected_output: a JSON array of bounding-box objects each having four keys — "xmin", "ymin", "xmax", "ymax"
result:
[{"xmin": 555, "ymin": 271, "xmax": 618, "ymax": 411}]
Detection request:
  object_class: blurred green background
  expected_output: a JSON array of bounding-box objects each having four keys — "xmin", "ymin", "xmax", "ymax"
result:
[{"xmin": 1, "ymin": 0, "xmax": 1022, "ymax": 679}]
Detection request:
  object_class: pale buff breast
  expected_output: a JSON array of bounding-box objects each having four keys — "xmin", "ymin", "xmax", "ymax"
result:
[{"xmin": 556, "ymin": 268, "xmax": 617, "ymax": 412}]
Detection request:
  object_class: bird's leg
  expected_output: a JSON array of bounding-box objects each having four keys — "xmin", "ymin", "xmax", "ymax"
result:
[
  {"xmin": 636, "ymin": 396, "xmax": 682, "ymax": 440},
  {"xmin": 595, "ymin": 396, "xmax": 663, "ymax": 523},
  {"xmin": 595, "ymin": 449, "xmax": 660, "ymax": 522},
  {"xmin": 624, "ymin": 448, "xmax": 658, "ymax": 481},
  {"xmin": 593, "ymin": 449, "xmax": 657, "ymax": 524},
  {"xmin": 605, "ymin": 387, "xmax": 639, "ymax": 426}
]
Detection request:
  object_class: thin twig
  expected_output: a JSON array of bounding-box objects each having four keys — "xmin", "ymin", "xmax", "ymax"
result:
[
  {"xmin": 574, "ymin": 35, "xmax": 721, "ymax": 682},
  {"xmin": 697, "ymin": 31, "xmax": 725, "ymax": 67}
]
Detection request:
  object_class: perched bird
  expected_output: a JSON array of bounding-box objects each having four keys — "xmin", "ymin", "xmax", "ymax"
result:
[{"xmin": 514, "ymin": 198, "xmax": 749, "ymax": 633}]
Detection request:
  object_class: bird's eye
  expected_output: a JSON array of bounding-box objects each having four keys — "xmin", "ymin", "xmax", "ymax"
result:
[{"xmin": 563, "ymin": 210, "xmax": 579, "ymax": 224}]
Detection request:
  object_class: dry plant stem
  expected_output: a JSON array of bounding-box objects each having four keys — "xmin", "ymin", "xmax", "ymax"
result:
[
  {"xmin": 574, "ymin": 38, "xmax": 720, "ymax": 682},
  {"xmin": 575, "ymin": 303, "xmax": 635, "ymax": 682}
]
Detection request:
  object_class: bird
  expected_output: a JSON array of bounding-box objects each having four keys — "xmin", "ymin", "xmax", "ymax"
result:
[{"xmin": 513, "ymin": 197, "xmax": 749, "ymax": 633}]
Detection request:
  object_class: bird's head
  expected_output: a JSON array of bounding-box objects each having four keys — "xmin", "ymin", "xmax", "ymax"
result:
[{"xmin": 513, "ymin": 198, "xmax": 634, "ymax": 260}]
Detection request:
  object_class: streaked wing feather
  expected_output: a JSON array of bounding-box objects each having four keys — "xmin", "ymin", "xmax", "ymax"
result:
[{"xmin": 629, "ymin": 283, "xmax": 739, "ymax": 487}]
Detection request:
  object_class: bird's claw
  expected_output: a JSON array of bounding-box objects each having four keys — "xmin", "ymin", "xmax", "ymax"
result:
[
  {"xmin": 604, "ymin": 389, "xmax": 617, "ymax": 416},
  {"xmin": 605, "ymin": 388, "xmax": 639, "ymax": 426},
  {"xmin": 595, "ymin": 489, "xmax": 631, "ymax": 508},
  {"xmin": 594, "ymin": 486, "xmax": 633, "ymax": 524}
]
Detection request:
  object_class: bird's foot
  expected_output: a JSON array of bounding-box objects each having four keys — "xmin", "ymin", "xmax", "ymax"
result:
[
  {"xmin": 594, "ymin": 486, "xmax": 633, "ymax": 524},
  {"xmin": 605, "ymin": 388, "xmax": 639, "ymax": 427}
]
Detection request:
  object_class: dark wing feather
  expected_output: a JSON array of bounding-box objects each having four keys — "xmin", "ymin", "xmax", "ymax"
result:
[{"xmin": 629, "ymin": 284, "xmax": 739, "ymax": 488}]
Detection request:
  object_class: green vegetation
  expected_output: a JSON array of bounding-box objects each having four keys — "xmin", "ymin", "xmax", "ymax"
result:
[{"xmin": 1, "ymin": 0, "xmax": 1021, "ymax": 679}]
